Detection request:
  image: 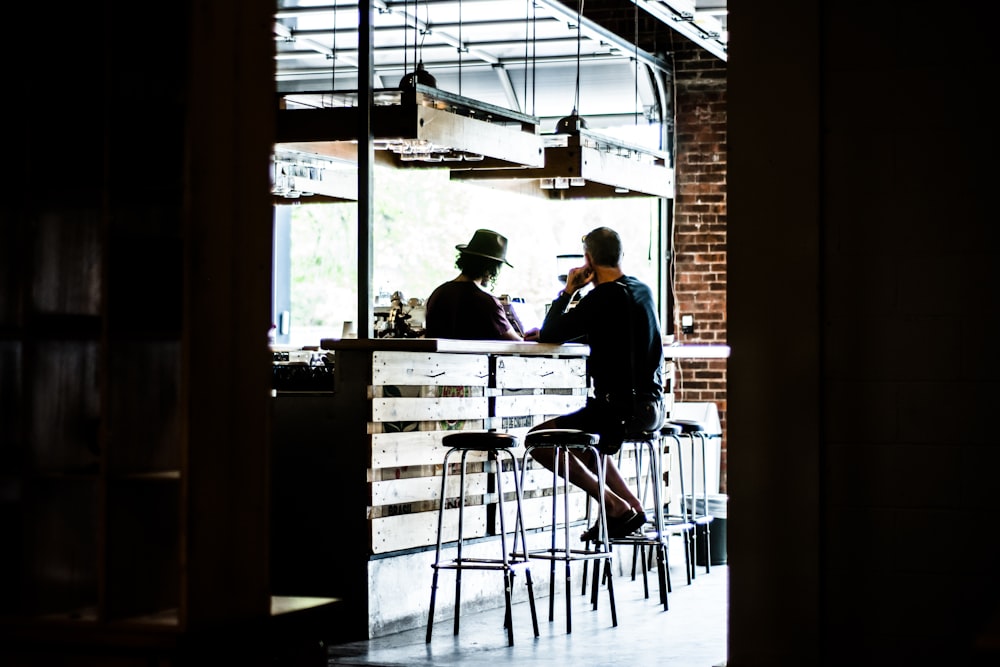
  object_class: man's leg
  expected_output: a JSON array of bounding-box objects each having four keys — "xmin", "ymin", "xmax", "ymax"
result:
[{"xmin": 527, "ymin": 418, "xmax": 633, "ymax": 518}]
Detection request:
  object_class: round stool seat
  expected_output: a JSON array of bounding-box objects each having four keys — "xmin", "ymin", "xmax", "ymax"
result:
[
  {"xmin": 666, "ymin": 419, "xmax": 706, "ymax": 434},
  {"xmin": 660, "ymin": 422, "xmax": 683, "ymax": 436},
  {"xmin": 442, "ymin": 430, "xmax": 519, "ymax": 451},
  {"xmin": 623, "ymin": 429, "xmax": 659, "ymax": 442},
  {"xmin": 525, "ymin": 428, "xmax": 599, "ymax": 448}
]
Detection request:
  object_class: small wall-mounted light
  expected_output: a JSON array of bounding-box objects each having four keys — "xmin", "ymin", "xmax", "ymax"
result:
[{"xmin": 681, "ymin": 314, "xmax": 694, "ymax": 334}]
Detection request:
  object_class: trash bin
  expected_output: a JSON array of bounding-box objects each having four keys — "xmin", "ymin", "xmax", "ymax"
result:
[{"xmin": 693, "ymin": 493, "xmax": 727, "ymax": 566}]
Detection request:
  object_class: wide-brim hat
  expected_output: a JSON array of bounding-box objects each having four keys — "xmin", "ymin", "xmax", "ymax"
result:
[{"xmin": 456, "ymin": 229, "xmax": 512, "ymax": 267}]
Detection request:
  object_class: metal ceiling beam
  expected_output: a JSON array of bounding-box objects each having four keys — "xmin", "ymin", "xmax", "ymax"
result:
[
  {"xmin": 280, "ymin": 32, "xmax": 591, "ymax": 55},
  {"xmin": 492, "ymin": 64, "xmax": 520, "ymax": 112},
  {"xmin": 274, "ymin": 51, "xmax": 637, "ymax": 84},
  {"xmin": 372, "ymin": 0, "xmax": 503, "ymax": 66},
  {"xmin": 632, "ymin": 0, "xmax": 727, "ymax": 61},
  {"xmin": 533, "ymin": 0, "xmax": 669, "ymax": 73},
  {"xmin": 274, "ymin": 0, "xmax": 670, "ymax": 77}
]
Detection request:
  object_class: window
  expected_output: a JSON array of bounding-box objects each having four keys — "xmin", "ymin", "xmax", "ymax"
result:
[{"xmin": 273, "ymin": 165, "xmax": 666, "ymax": 346}]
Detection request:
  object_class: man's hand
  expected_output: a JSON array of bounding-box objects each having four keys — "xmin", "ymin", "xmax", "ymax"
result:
[{"xmin": 565, "ymin": 264, "xmax": 594, "ymax": 294}]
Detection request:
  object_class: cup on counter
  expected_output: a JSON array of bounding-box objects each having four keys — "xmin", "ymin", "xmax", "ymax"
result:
[{"xmin": 342, "ymin": 321, "xmax": 357, "ymax": 339}]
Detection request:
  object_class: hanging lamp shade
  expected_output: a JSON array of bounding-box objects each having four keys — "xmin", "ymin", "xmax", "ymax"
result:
[
  {"xmin": 554, "ymin": 111, "xmax": 588, "ymax": 134},
  {"xmin": 449, "ymin": 116, "xmax": 674, "ymax": 199},
  {"xmin": 275, "ymin": 84, "xmax": 545, "ymax": 169},
  {"xmin": 398, "ymin": 61, "xmax": 437, "ymax": 89}
]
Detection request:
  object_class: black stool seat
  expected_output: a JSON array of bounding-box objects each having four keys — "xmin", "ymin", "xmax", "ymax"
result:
[
  {"xmin": 660, "ymin": 422, "xmax": 683, "ymax": 436},
  {"xmin": 667, "ymin": 419, "xmax": 706, "ymax": 433},
  {"xmin": 443, "ymin": 431, "xmax": 519, "ymax": 451},
  {"xmin": 525, "ymin": 429, "xmax": 600, "ymax": 448}
]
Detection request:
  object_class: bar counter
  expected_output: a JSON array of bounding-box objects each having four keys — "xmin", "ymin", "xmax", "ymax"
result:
[
  {"xmin": 272, "ymin": 338, "xmax": 591, "ymax": 639},
  {"xmin": 318, "ymin": 336, "xmax": 590, "ymax": 355},
  {"xmin": 270, "ymin": 338, "xmax": 723, "ymax": 639},
  {"xmin": 662, "ymin": 343, "xmax": 731, "ymax": 359}
]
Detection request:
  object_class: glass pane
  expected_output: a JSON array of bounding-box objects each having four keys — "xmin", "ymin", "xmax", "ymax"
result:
[{"xmin": 282, "ymin": 166, "xmax": 663, "ymax": 346}]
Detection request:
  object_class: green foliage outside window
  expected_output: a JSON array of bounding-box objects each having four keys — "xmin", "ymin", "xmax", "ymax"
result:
[{"xmin": 286, "ymin": 165, "xmax": 663, "ymax": 344}]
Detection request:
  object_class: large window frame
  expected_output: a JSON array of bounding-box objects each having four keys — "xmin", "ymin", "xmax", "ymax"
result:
[{"xmin": 272, "ymin": 170, "xmax": 671, "ymax": 346}]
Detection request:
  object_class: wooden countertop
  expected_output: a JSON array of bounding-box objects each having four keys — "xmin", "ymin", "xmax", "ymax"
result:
[
  {"xmin": 316, "ymin": 337, "xmax": 729, "ymax": 359},
  {"xmin": 319, "ymin": 337, "xmax": 589, "ymax": 356},
  {"xmin": 662, "ymin": 344, "xmax": 731, "ymax": 359}
]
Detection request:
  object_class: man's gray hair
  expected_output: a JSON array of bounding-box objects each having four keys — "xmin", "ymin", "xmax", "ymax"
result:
[{"xmin": 583, "ymin": 227, "xmax": 622, "ymax": 267}]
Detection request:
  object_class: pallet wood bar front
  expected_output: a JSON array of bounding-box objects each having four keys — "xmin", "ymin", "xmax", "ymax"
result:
[{"xmin": 271, "ymin": 338, "xmax": 590, "ymax": 638}]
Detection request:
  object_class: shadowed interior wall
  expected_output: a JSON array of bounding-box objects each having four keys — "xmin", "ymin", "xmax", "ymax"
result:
[{"xmin": 728, "ymin": 2, "xmax": 1000, "ymax": 666}]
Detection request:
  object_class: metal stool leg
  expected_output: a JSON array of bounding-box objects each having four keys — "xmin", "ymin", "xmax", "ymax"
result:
[
  {"xmin": 426, "ymin": 447, "xmax": 458, "ymax": 643},
  {"xmin": 453, "ymin": 449, "xmax": 470, "ymax": 636},
  {"xmin": 697, "ymin": 431, "xmax": 713, "ymax": 575}
]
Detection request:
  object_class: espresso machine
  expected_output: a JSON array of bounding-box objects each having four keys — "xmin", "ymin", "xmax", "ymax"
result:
[{"xmin": 375, "ymin": 290, "xmax": 425, "ymax": 338}]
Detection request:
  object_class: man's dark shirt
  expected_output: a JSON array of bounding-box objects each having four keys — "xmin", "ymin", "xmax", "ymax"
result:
[{"xmin": 538, "ymin": 275, "xmax": 663, "ymax": 401}]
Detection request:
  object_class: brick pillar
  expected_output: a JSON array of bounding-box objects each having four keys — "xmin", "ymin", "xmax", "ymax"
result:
[{"xmin": 672, "ymin": 43, "xmax": 728, "ymax": 493}]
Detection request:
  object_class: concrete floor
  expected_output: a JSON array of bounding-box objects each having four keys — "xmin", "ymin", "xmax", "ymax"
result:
[{"xmin": 326, "ymin": 534, "xmax": 728, "ymax": 667}]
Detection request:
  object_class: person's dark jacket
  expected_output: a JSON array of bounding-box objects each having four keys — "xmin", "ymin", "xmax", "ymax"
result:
[
  {"xmin": 425, "ymin": 281, "xmax": 514, "ymax": 340},
  {"xmin": 538, "ymin": 276, "xmax": 663, "ymax": 401}
]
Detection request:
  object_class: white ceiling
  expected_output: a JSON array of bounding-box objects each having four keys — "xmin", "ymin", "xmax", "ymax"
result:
[{"xmin": 274, "ymin": 0, "xmax": 727, "ymax": 133}]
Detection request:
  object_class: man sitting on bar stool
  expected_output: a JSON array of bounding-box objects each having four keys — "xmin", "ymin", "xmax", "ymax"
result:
[{"xmin": 528, "ymin": 227, "xmax": 665, "ymax": 540}]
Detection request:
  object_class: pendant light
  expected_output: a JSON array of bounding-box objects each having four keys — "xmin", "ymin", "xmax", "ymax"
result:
[
  {"xmin": 449, "ymin": 0, "xmax": 674, "ymax": 199},
  {"xmin": 396, "ymin": 0, "xmax": 436, "ymax": 89}
]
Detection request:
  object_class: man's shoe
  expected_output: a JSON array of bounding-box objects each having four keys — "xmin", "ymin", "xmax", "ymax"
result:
[
  {"xmin": 580, "ymin": 520, "xmax": 601, "ymax": 543},
  {"xmin": 609, "ymin": 508, "xmax": 648, "ymax": 538},
  {"xmin": 579, "ymin": 508, "xmax": 648, "ymax": 542}
]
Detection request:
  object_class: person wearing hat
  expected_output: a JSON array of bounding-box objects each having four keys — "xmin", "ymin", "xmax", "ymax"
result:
[{"xmin": 424, "ymin": 229, "xmax": 533, "ymax": 340}]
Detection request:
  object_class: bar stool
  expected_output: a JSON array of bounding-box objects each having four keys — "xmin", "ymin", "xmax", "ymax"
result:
[
  {"xmin": 517, "ymin": 428, "xmax": 617, "ymax": 634},
  {"xmin": 603, "ymin": 428, "xmax": 671, "ymax": 610},
  {"xmin": 666, "ymin": 418, "xmax": 715, "ymax": 577},
  {"xmin": 426, "ymin": 430, "xmax": 539, "ymax": 646},
  {"xmin": 659, "ymin": 421, "xmax": 696, "ymax": 585}
]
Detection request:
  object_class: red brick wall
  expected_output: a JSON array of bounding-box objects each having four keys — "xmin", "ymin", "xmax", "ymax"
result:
[{"xmin": 671, "ymin": 43, "xmax": 728, "ymax": 492}]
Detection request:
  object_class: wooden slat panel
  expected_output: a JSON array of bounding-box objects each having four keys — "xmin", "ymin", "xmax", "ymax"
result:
[
  {"xmin": 372, "ymin": 351, "xmax": 489, "ymax": 386},
  {"xmin": 493, "ymin": 394, "xmax": 587, "ymax": 418},
  {"xmin": 516, "ymin": 465, "xmax": 560, "ymax": 497},
  {"xmin": 494, "ymin": 356, "xmax": 588, "ymax": 389},
  {"xmin": 371, "ymin": 385, "xmax": 486, "ymax": 399},
  {"xmin": 371, "ymin": 430, "xmax": 518, "ymax": 469},
  {"xmin": 372, "ymin": 506, "xmax": 486, "ymax": 553},
  {"xmin": 371, "ymin": 431, "xmax": 447, "ymax": 469},
  {"xmin": 371, "ymin": 472, "xmax": 487, "ymax": 507},
  {"xmin": 369, "ymin": 419, "xmax": 488, "ymax": 434},
  {"xmin": 372, "ymin": 396, "xmax": 488, "ymax": 423}
]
